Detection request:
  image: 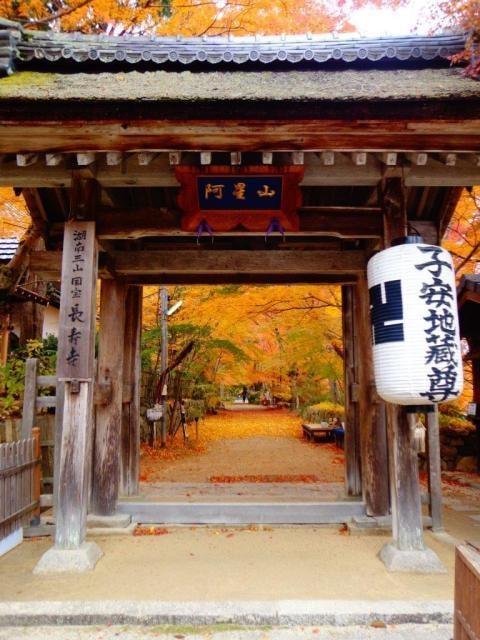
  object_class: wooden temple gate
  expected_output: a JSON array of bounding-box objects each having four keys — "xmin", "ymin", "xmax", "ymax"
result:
[{"xmin": 1, "ymin": 25, "xmax": 480, "ymax": 568}]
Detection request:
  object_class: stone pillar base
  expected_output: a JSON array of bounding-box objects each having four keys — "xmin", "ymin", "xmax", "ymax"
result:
[
  {"xmin": 379, "ymin": 542, "xmax": 446, "ymax": 574},
  {"xmin": 33, "ymin": 541, "xmax": 103, "ymax": 574},
  {"xmin": 87, "ymin": 513, "xmax": 131, "ymax": 529}
]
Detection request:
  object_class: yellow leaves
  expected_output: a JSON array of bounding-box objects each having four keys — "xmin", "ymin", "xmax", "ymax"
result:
[
  {"xmin": 140, "ymin": 408, "xmax": 303, "ymax": 481},
  {"xmin": 198, "ymin": 408, "xmax": 303, "ymax": 441},
  {"xmin": 141, "ymin": 284, "xmax": 343, "ymax": 393}
]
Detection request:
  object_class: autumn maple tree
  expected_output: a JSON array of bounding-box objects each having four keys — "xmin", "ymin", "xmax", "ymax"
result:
[{"xmin": 0, "ymin": 0, "xmax": 427, "ymax": 36}]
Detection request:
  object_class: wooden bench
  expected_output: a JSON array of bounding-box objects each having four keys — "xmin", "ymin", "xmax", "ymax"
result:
[{"xmin": 302, "ymin": 423, "xmax": 334, "ymax": 442}]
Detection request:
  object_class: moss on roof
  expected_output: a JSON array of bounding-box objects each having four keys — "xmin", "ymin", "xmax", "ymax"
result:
[{"xmin": 0, "ymin": 67, "xmax": 479, "ymax": 102}]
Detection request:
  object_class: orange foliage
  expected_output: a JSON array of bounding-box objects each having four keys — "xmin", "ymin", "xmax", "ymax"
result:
[
  {"xmin": 1, "ymin": 0, "xmax": 349, "ymax": 35},
  {"xmin": 3, "ymin": 0, "xmax": 429, "ymax": 37},
  {"xmin": 443, "ymin": 188, "xmax": 480, "ymax": 281},
  {"xmin": 133, "ymin": 525, "xmax": 169, "ymax": 535},
  {"xmin": 142, "ymin": 284, "xmax": 343, "ymax": 399},
  {"xmin": 0, "ymin": 187, "xmax": 30, "ymax": 239},
  {"xmin": 209, "ymin": 474, "xmax": 319, "ymax": 483}
]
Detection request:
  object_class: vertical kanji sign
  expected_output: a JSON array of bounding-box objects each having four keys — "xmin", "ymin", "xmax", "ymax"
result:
[{"xmin": 57, "ymin": 220, "xmax": 97, "ymax": 381}]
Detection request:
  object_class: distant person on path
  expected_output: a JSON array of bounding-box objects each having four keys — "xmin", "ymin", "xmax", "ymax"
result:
[
  {"xmin": 242, "ymin": 386, "xmax": 248, "ymax": 403},
  {"xmin": 180, "ymin": 400, "xmax": 188, "ymax": 441}
]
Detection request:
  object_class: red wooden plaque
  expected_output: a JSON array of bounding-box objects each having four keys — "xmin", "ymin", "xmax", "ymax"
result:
[{"xmin": 176, "ymin": 165, "xmax": 303, "ymax": 232}]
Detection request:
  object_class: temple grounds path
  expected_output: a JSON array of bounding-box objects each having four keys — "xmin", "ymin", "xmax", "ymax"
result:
[{"xmin": 140, "ymin": 409, "xmax": 345, "ymax": 484}]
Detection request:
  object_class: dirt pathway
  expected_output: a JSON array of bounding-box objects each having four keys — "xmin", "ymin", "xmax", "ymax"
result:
[{"xmin": 140, "ymin": 409, "xmax": 344, "ymax": 484}]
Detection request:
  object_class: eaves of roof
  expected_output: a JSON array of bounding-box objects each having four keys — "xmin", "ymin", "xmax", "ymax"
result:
[
  {"xmin": 17, "ymin": 32, "xmax": 465, "ymax": 67},
  {"xmin": 0, "ymin": 21, "xmax": 467, "ymax": 75}
]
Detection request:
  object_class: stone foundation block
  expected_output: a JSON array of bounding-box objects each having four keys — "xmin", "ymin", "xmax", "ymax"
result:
[
  {"xmin": 379, "ymin": 542, "xmax": 447, "ymax": 574},
  {"xmin": 33, "ymin": 542, "xmax": 103, "ymax": 574}
]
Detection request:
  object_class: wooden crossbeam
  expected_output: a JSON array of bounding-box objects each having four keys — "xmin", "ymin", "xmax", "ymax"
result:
[
  {"xmin": 29, "ymin": 248, "xmax": 367, "ymax": 281},
  {"xmin": 82, "ymin": 207, "xmax": 385, "ymax": 240},
  {"xmin": 2, "ymin": 119, "xmax": 480, "ymax": 156}
]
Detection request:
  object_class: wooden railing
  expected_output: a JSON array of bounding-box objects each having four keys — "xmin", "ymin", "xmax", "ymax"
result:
[
  {"xmin": 0, "ymin": 428, "xmax": 41, "ymax": 554},
  {"xmin": 455, "ymin": 543, "xmax": 480, "ymax": 640}
]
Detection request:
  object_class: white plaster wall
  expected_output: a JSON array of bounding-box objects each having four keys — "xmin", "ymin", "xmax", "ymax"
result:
[{"xmin": 42, "ymin": 306, "xmax": 59, "ymax": 339}]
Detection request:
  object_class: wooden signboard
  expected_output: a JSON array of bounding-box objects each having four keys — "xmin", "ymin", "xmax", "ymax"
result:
[
  {"xmin": 57, "ymin": 220, "xmax": 97, "ymax": 381},
  {"xmin": 176, "ymin": 165, "xmax": 303, "ymax": 232}
]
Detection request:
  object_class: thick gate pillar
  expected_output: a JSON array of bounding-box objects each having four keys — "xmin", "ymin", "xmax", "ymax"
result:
[
  {"xmin": 120, "ymin": 285, "xmax": 142, "ymax": 496},
  {"xmin": 354, "ymin": 273, "xmax": 390, "ymax": 516},
  {"xmin": 341, "ymin": 285, "xmax": 361, "ymax": 496},
  {"xmin": 91, "ymin": 279, "xmax": 127, "ymax": 515},
  {"xmin": 35, "ymin": 219, "xmax": 102, "ymax": 573},
  {"xmin": 381, "ymin": 405, "xmax": 445, "ymax": 572},
  {"xmin": 379, "ymin": 177, "xmax": 444, "ymax": 572}
]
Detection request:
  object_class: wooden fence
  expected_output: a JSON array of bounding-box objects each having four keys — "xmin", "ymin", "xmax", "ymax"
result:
[
  {"xmin": 0, "ymin": 428, "xmax": 40, "ymax": 555},
  {"xmin": 22, "ymin": 358, "xmax": 56, "ymax": 496},
  {"xmin": 455, "ymin": 543, "xmax": 480, "ymax": 640}
]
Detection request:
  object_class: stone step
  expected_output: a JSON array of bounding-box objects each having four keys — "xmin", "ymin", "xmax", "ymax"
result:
[{"xmin": 116, "ymin": 500, "xmax": 366, "ymax": 524}]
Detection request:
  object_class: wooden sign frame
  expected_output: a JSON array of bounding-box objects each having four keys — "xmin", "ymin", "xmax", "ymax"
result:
[{"xmin": 176, "ymin": 165, "xmax": 303, "ymax": 232}]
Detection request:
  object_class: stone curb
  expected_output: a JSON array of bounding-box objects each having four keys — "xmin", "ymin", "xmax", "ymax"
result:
[{"xmin": 0, "ymin": 600, "xmax": 453, "ymax": 627}]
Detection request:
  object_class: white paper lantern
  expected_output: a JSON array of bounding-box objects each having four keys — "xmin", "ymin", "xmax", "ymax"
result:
[{"xmin": 367, "ymin": 238, "xmax": 463, "ymax": 406}]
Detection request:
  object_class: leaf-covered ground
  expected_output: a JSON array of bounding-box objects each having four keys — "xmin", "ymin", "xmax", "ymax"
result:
[{"xmin": 140, "ymin": 409, "xmax": 345, "ymax": 484}]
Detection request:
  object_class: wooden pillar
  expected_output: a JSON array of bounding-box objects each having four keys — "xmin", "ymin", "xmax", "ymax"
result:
[
  {"xmin": 0, "ymin": 311, "xmax": 10, "ymax": 365},
  {"xmin": 91, "ymin": 278, "xmax": 127, "ymax": 515},
  {"xmin": 120, "ymin": 286, "xmax": 142, "ymax": 496},
  {"xmin": 355, "ymin": 273, "xmax": 390, "ymax": 516},
  {"xmin": 341, "ymin": 285, "xmax": 362, "ymax": 496},
  {"xmin": 55, "ymin": 220, "xmax": 97, "ymax": 549},
  {"xmin": 386, "ymin": 405, "xmax": 425, "ymax": 550},
  {"xmin": 381, "ymin": 177, "xmax": 437, "ymax": 560},
  {"xmin": 426, "ymin": 407, "xmax": 443, "ymax": 532},
  {"xmin": 469, "ymin": 343, "xmax": 480, "ymax": 474}
]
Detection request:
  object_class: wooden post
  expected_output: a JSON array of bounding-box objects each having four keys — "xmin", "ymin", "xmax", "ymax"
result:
[
  {"xmin": 471, "ymin": 349, "xmax": 480, "ymax": 473},
  {"xmin": 21, "ymin": 358, "xmax": 37, "ymax": 439},
  {"xmin": 355, "ymin": 273, "xmax": 390, "ymax": 516},
  {"xmin": 0, "ymin": 312, "xmax": 10, "ymax": 366},
  {"xmin": 379, "ymin": 178, "xmax": 444, "ymax": 570},
  {"xmin": 341, "ymin": 285, "xmax": 362, "ymax": 496},
  {"xmin": 160, "ymin": 286, "xmax": 168, "ymax": 448},
  {"xmin": 91, "ymin": 279, "xmax": 127, "ymax": 515},
  {"xmin": 31, "ymin": 426, "xmax": 41, "ymax": 525},
  {"xmin": 386, "ymin": 405, "xmax": 425, "ymax": 550},
  {"xmin": 55, "ymin": 220, "xmax": 97, "ymax": 549},
  {"xmin": 120, "ymin": 286, "xmax": 142, "ymax": 496},
  {"xmin": 426, "ymin": 407, "xmax": 443, "ymax": 531}
]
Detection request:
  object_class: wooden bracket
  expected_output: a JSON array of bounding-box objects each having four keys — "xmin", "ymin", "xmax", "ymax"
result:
[
  {"xmin": 70, "ymin": 379, "xmax": 80, "ymax": 394},
  {"xmin": 369, "ymin": 383, "xmax": 382, "ymax": 404},
  {"xmin": 94, "ymin": 380, "xmax": 113, "ymax": 406},
  {"xmin": 350, "ymin": 382, "xmax": 360, "ymax": 403},
  {"xmin": 69, "ymin": 175, "xmax": 99, "ymax": 221},
  {"xmin": 122, "ymin": 383, "xmax": 133, "ymax": 404}
]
